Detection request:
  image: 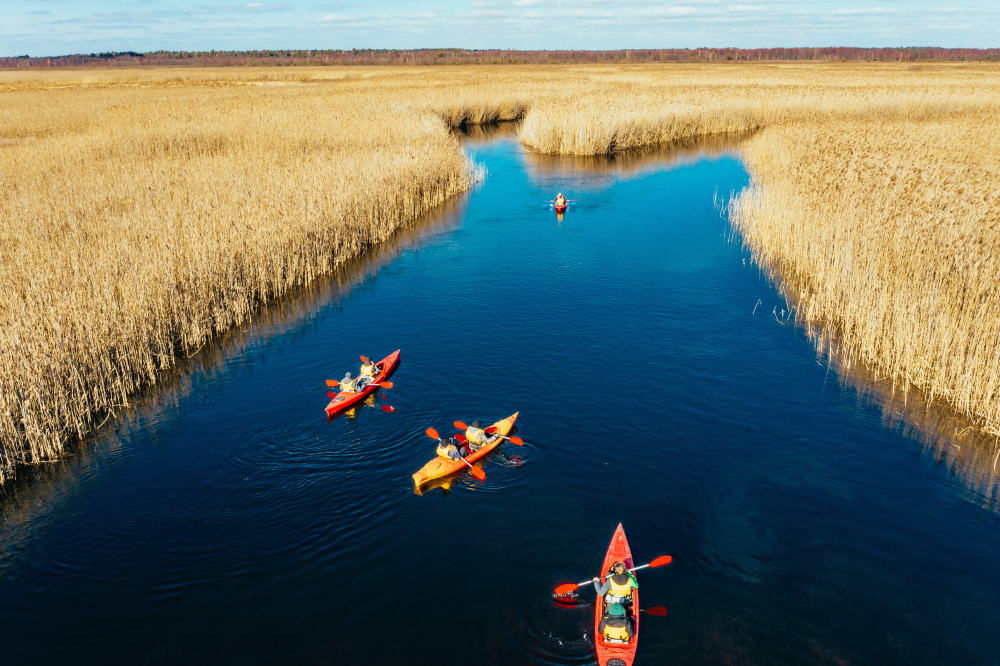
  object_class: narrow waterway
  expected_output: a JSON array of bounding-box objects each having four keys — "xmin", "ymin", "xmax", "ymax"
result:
[{"xmin": 2, "ymin": 127, "xmax": 998, "ymax": 666}]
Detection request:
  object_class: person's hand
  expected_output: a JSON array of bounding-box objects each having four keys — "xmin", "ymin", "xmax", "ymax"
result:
[{"xmin": 592, "ymin": 577, "xmax": 599, "ymax": 583}]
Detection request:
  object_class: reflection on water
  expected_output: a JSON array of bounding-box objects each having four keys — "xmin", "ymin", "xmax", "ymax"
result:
[
  {"xmin": 750, "ymin": 255, "xmax": 1000, "ymax": 510},
  {"xmin": 521, "ymin": 133, "xmax": 751, "ymax": 191},
  {"xmin": 807, "ymin": 323, "xmax": 1000, "ymax": 509}
]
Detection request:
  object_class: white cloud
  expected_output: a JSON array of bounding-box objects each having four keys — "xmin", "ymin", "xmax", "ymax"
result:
[{"xmin": 834, "ymin": 6, "xmax": 896, "ymax": 13}]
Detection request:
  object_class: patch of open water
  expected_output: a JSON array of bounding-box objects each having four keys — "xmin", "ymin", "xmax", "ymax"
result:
[{"xmin": 1, "ymin": 127, "xmax": 999, "ymax": 665}]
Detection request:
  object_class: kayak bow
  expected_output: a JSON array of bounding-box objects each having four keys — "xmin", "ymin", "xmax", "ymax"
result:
[
  {"xmin": 595, "ymin": 523, "xmax": 639, "ymax": 666},
  {"xmin": 324, "ymin": 349, "xmax": 401, "ymax": 417},
  {"xmin": 412, "ymin": 412, "xmax": 518, "ymax": 488}
]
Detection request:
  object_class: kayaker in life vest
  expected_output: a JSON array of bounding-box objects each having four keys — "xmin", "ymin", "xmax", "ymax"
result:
[
  {"xmin": 340, "ymin": 372, "xmax": 357, "ymax": 393},
  {"xmin": 598, "ymin": 602, "xmax": 633, "ymax": 643},
  {"xmin": 436, "ymin": 435, "xmax": 468, "ymax": 460},
  {"xmin": 464, "ymin": 420, "xmax": 498, "ymax": 453},
  {"xmin": 359, "ymin": 356, "xmax": 379, "ymax": 378},
  {"xmin": 555, "ymin": 193, "xmax": 567, "ymax": 207},
  {"xmin": 593, "ymin": 560, "xmax": 638, "ymax": 605}
]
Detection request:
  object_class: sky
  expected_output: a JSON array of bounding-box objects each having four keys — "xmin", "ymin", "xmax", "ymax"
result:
[{"xmin": 2, "ymin": 0, "xmax": 996, "ymax": 57}]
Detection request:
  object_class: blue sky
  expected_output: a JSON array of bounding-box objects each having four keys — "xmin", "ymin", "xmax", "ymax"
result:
[{"xmin": 3, "ymin": 0, "xmax": 996, "ymax": 57}]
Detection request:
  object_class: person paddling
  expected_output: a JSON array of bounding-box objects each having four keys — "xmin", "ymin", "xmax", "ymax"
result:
[
  {"xmin": 436, "ymin": 434, "xmax": 468, "ymax": 460},
  {"xmin": 339, "ymin": 372, "xmax": 357, "ymax": 393},
  {"xmin": 598, "ymin": 602, "xmax": 634, "ymax": 644},
  {"xmin": 359, "ymin": 356, "xmax": 379, "ymax": 379},
  {"xmin": 464, "ymin": 420, "xmax": 499, "ymax": 453},
  {"xmin": 593, "ymin": 560, "xmax": 638, "ymax": 606},
  {"xmin": 555, "ymin": 192, "xmax": 567, "ymax": 208}
]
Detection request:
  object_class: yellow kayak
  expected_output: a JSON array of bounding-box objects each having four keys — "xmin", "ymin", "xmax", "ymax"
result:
[{"xmin": 412, "ymin": 412, "xmax": 518, "ymax": 489}]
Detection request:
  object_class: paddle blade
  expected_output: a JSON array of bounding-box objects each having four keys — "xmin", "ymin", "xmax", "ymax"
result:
[
  {"xmin": 381, "ymin": 392, "xmax": 387, "ymax": 400},
  {"xmin": 360, "ymin": 355, "xmax": 366, "ymax": 362},
  {"xmin": 649, "ymin": 555, "xmax": 673, "ymax": 568},
  {"xmin": 454, "ymin": 433, "xmax": 468, "ymax": 443},
  {"xmin": 380, "ymin": 382, "xmax": 394, "ymax": 389},
  {"xmin": 554, "ymin": 583, "xmax": 579, "ymax": 596},
  {"xmin": 646, "ymin": 606, "xmax": 668, "ymax": 616},
  {"xmin": 509, "ymin": 436, "xmax": 524, "ymax": 446},
  {"xmin": 381, "ymin": 405, "xmax": 395, "ymax": 413},
  {"xmin": 327, "ymin": 391, "xmax": 337, "ymax": 399},
  {"xmin": 326, "ymin": 379, "xmax": 338, "ymax": 387},
  {"xmin": 470, "ymin": 466, "xmax": 486, "ymax": 480},
  {"xmin": 484, "ymin": 426, "xmax": 498, "ymax": 434},
  {"xmin": 426, "ymin": 428, "xmax": 439, "ymax": 440},
  {"xmin": 454, "ymin": 421, "xmax": 468, "ymax": 430}
]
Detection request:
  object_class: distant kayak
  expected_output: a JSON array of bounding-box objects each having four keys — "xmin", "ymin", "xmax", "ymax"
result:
[
  {"xmin": 555, "ymin": 202, "xmax": 568, "ymax": 213},
  {"xmin": 325, "ymin": 349, "xmax": 400, "ymax": 417},
  {"xmin": 412, "ymin": 412, "xmax": 518, "ymax": 488},
  {"xmin": 595, "ymin": 523, "xmax": 639, "ymax": 666}
]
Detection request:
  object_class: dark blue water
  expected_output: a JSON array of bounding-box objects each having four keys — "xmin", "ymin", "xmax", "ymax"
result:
[{"xmin": 2, "ymin": 128, "xmax": 999, "ymax": 666}]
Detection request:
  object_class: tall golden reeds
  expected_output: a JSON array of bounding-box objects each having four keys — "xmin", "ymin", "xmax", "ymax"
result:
[
  {"xmin": 3, "ymin": 62, "xmax": 1000, "ymax": 483},
  {"xmin": 729, "ymin": 113, "xmax": 1000, "ymax": 439}
]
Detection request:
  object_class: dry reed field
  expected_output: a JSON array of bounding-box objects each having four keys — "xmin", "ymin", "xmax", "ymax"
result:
[
  {"xmin": 729, "ymin": 113, "xmax": 1000, "ymax": 443},
  {"xmin": 3, "ymin": 62, "xmax": 1000, "ymax": 483}
]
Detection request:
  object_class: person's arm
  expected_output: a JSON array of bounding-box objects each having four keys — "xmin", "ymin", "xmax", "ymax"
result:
[
  {"xmin": 593, "ymin": 578, "xmax": 611, "ymax": 595},
  {"xmin": 629, "ymin": 572, "xmax": 639, "ymax": 589}
]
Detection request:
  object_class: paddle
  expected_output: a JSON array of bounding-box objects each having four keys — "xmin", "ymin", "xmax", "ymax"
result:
[
  {"xmin": 643, "ymin": 607, "xmax": 667, "ymax": 616},
  {"xmin": 454, "ymin": 420, "xmax": 468, "ymax": 430},
  {"xmin": 425, "ymin": 428, "xmax": 486, "ymax": 480},
  {"xmin": 381, "ymin": 405, "xmax": 395, "ymax": 412},
  {"xmin": 484, "ymin": 425, "xmax": 523, "ymax": 446},
  {"xmin": 553, "ymin": 555, "xmax": 673, "ymax": 596},
  {"xmin": 326, "ymin": 380, "xmax": 391, "ymax": 390}
]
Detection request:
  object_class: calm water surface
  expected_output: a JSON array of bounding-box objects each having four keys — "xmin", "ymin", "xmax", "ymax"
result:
[{"xmin": 2, "ymin": 129, "xmax": 999, "ymax": 666}]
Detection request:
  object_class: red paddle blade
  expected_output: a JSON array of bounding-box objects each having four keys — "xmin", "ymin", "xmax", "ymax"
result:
[
  {"xmin": 326, "ymin": 379, "xmax": 338, "ymax": 387},
  {"xmin": 509, "ymin": 436, "xmax": 524, "ymax": 445},
  {"xmin": 327, "ymin": 391, "xmax": 337, "ymax": 399},
  {"xmin": 454, "ymin": 433, "xmax": 468, "ymax": 443},
  {"xmin": 554, "ymin": 583, "xmax": 579, "ymax": 596},
  {"xmin": 360, "ymin": 355, "xmax": 366, "ymax": 362},
  {"xmin": 381, "ymin": 405, "xmax": 395, "ymax": 413},
  {"xmin": 649, "ymin": 555, "xmax": 673, "ymax": 568},
  {"xmin": 380, "ymin": 382, "xmax": 394, "ymax": 389},
  {"xmin": 646, "ymin": 606, "xmax": 668, "ymax": 616},
  {"xmin": 426, "ymin": 428, "xmax": 439, "ymax": 440},
  {"xmin": 484, "ymin": 426, "xmax": 498, "ymax": 434},
  {"xmin": 454, "ymin": 421, "xmax": 468, "ymax": 430},
  {"xmin": 470, "ymin": 466, "xmax": 486, "ymax": 480}
]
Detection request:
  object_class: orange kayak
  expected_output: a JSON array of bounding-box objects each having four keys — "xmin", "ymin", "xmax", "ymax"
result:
[
  {"xmin": 412, "ymin": 412, "xmax": 518, "ymax": 488},
  {"xmin": 325, "ymin": 350, "xmax": 400, "ymax": 417},
  {"xmin": 594, "ymin": 523, "xmax": 639, "ymax": 666}
]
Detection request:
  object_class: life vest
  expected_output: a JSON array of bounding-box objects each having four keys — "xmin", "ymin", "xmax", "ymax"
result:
[
  {"xmin": 466, "ymin": 426, "xmax": 486, "ymax": 444},
  {"xmin": 602, "ymin": 616, "xmax": 631, "ymax": 642},
  {"xmin": 436, "ymin": 442, "xmax": 458, "ymax": 459},
  {"xmin": 555, "ymin": 196, "xmax": 566, "ymax": 205},
  {"xmin": 340, "ymin": 378, "xmax": 355, "ymax": 393},
  {"xmin": 360, "ymin": 362, "xmax": 378, "ymax": 377},
  {"xmin": 607, "ymin": 573, "xmax": 634, "ymax": 599}
]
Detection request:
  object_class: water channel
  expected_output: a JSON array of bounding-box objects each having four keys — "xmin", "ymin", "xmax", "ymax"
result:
[{"xmin": 1, "ymin": 126, "xmax": 999, "ymax": 665}]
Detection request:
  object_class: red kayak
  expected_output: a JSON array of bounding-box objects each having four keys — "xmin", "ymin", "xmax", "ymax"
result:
[
  {"xmin": 325, "ymin": 349, "xmax": 400, "ymax": 417},
  {"xmin": 594, "ymin": 523, "xmax": 639, "ymax": 666},
  {"xmin": 555, "ymin": 203, "xmax": 568, "ymax": 214}
]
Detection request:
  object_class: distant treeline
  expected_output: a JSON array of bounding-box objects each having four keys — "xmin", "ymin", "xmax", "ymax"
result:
[{"xmin": 4, "ymin": 47, "xmax": 1000, "ymax": 69}]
